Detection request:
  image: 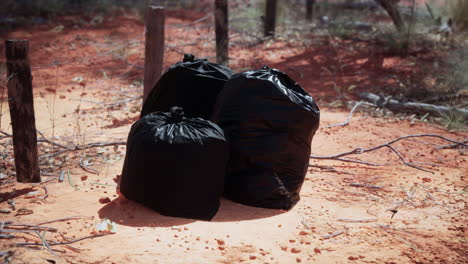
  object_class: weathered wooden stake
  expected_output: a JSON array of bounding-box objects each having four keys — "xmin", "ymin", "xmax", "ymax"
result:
[
  {"xmin": 306, "ymin": 0, "xmax": 316, "ymax": 21},
  {"xmin": 215, "ymin": 0, "xmax": 229, "ymax": 65},
  {"xmin": 143, "ymin": 5, "xmax": 165, "ymax": 105},
  {"xmin": 264, "ymin": 0, "xmax": 278, "ymax": 38},
  {"xmin": 5, "ymin": 40, "xmax": 41, "ymax": 183}
]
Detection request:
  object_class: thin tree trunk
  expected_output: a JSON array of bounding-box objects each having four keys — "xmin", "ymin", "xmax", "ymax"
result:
[
  {"xmin": 264, "ymin": 0, "xmax": 278, "ymax": 37},
  {"xmin": 306, "ymin": 0, "xmax": 316, "ymax": 21},
  {"xmin": 215, "ymin": 0, "xmax": 229, "ymax": 65},
  {"xmin": 375, "ymin": 0, "xmax": 404, "ymax": 31}
]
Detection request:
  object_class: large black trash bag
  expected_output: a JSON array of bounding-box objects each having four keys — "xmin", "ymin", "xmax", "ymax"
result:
[
  {"xmin": 211, "ymin": 66, "xmax": 320, "ymax": 210},
  {"xmin": 120, "ymin": 106, "xmax": 229, "ymax": 221},
  {"xmin": 141, "ymin": 54, "xmax": 234, "ymax": 119}
]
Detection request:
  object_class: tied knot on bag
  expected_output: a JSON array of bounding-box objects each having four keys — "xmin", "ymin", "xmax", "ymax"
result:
[
  {"xmin": 183, "ymin": 53, "xmax": 195, "ymax": 62},
  {"xmin": 168, "ymin": 106, "xmax": 185, "ymax": 123}
]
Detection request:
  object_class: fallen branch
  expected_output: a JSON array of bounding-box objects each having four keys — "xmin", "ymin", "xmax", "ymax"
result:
[
  {"xmin": 38, "ymin": 216, "xmax": 92, "ymax": 226},
  {"xmin": 40, "ymin": 141, "xmax": 126, "ymax": 160},
  {"xmin": 334, "ymin": 157, "xmax": 380, "ymax": 166},
  {"xmin": 3, "ymin": 223, "xmax": 57, "ymax": 232},
  {"xmin": 359, "ymin": 92, "xmax": 468, "ymax": 118},
  {"xmin": 15, "ymin": 233, "xmax": 112, "ymax": 247},
  {"xmin": 311, "ymin": 134, "xmax": 467, "ymax": 173},
  {"xmin": 436, "ymin": 139, "xmax": 468, "ymax": 149},
  {"xmin": 79, "ymin": 157, "xmax": 99, "ymax": 175},
  {"xmin": 35, "ymin": 230, "xmax": 57, "ymax": 256},
  {"xmin": 326, "ymin": 101, "xmax": 366, "ymax": 128},
  {"xmin": 0, "ymin": 130, "xmax": 12, "ymax": 140},
  {"xmin": 325, "ymin": 182, "xmax": 368, "ymax": 197},
  {"xmin": 1, "ymin": 130, "xmax": 69, "ymax": 150},
  {"xmin": 309, "ymin": 164, "xmax": 354, "ymax": 175},
  {"xmin": 40, "ymin": 186, "xmax": 48, "ymax": 200},
  {"xmin": 337, "ymin": 218, "xmax": 378, "ymax": 223},
  {"xmin": 350, "ymin": 183, "xmax": 383, "ymax": 189},
  {"xmin": 322, "ymin": 230, "xmax": 345, "ymax": 239},
  {"xmin": 36, "ymin": 130, "xmax": 68, "ymax": 149}
]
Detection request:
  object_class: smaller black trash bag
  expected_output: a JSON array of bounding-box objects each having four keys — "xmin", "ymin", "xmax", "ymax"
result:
[
  {"xmin": 141, "ymin": 54, "xmax": 234, "ymax": 119},
  {"xmin": 120, "ymin": 106, "xmax": 229, "ymax": 221},
  {"xmin": 212, "ymin": 66, "xmax": 320, "ymax": 210}
]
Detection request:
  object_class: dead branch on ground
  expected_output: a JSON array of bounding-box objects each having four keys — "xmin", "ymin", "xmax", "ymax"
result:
[
  {"xmin": 359, "ymin": 92, "xmax": 468, "ymax": 118},
  {"xmin": 326, "ymin": 101, "xmax": 369, "ymax": 128},
  {"xmin": 310, "ymin": 134, "xmax": 467, "ymax": 173},
  {"xmin": 14, "ymin": 233, "xmax": 112, "ymax": 248},
  {"xmin": 437, "ymin": 139, "xmax": 468, "ymax": 149},
  {"xmin": 38, "ymin": 216, "xmax": 92, "ymax": 226},
  {"xmin": 40, "ymin": 141, "xmax": 126, "ymax": 160}
]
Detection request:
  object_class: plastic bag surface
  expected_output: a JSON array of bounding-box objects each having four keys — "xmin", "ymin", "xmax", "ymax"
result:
[
  {"xmin": 212, "ymin": 66, "xmax": 320, "ymax": 210},
  {"xmin": 141, "ymin": 54, "xmax": 234, "ymax": 119},
  {"xmin": 121, "ymin": 106, "xmax": 229, "ymax": 220}
]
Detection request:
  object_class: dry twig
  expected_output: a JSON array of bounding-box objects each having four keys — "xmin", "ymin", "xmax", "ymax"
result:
[
  {"xmin": 337, "ymin": 218, "xmax": 378, "ymax": 223},
  {"xmin": 436, "ymin": 139, "xmax": 468, "ymax": 149},
  {"xmin": 38, "ymin": 216, "xmax": 92, "ymax": 226},
  {"xmin": 323, "ymin": 230, "xmax": 345, "ymax": 239},
  {"xmin": 15, "ymin": 233, "xmax": 112, "ymax": 248},
  {"xmin": 40, "ymin": 141, "xmax": 126, "ymax": 160},
  {"xmin": 326, "ymin": 101, "xmax": 368, "ymax": 128},
  {"xmin": 311, "ymin": 134, "xmax": 467, "ymax": 173},
  {"xmin": 350, "ymin": 183, "xmax": 383, "ymax": 189},
  {"xmin": 79, "ymin": 157, "xmax": 99, "ymax": 175}
]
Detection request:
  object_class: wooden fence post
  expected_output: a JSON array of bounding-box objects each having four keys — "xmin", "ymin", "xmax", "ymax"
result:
[
  {"xmin": 5, "ymin": 40, "xmax": 41, "ymax": 183},
  {"xmin": 306, "ymin": 0, "xmax": 316, "ymax": 21},
  {"xmin": 143, "ymin": 5, "xmax": 165, "ymax": 105},
  {"xmin": 264, "ymin": 0, "xmax": 278, "ymax": 38},
  {"xmin": 215, "ymin": 0, "xmax": 229, "ymax": 65}
]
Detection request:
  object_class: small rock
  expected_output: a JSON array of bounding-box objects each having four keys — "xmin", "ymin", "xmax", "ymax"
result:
[
  {"xmin": 299, "ymin": 231, "xmax": 308, "ymax": 236},
  {"xmin": 81, "ymin": 175, "xmax": 88, "ymax": 181},
  {"xmin": 291, "ymin": 248, "xmax": 301, "ymax": 253},
  {"xmin": 249, "ymin": 256, "xmax": 256, "ymax": 260},
  {"xmin": 99, "ymin": 197, "xmax": 111, "ymax": 204},
  {"xmin": 216, "ymin": 239, "xmax": 225, "ymax": 246},
  {"xmin": 314, "ymin": 248, "xmax": 321, "ymax": 254},
  {"xmin": 348, "ymin": 256, "xmax": 358, "ymax": 261}
]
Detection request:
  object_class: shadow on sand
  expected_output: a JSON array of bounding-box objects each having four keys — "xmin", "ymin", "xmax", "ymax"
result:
[{"xmin": 98, "ymin": 196, "xmax": 285, "ymax": 227}]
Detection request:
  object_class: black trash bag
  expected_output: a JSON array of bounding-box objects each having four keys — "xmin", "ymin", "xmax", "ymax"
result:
[
  {"xmin": 211, "ymin": 66, "xmax": 320, "ymax": 210},
  {"xmin": 120, "ymin": 106, "xmax": 229, "ymax": 221},
  {"xmin": 141, "ymin": 54, "xmax": 234, "ymax": 119}
]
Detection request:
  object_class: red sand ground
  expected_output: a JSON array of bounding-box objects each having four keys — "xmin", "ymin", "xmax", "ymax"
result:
[{"xmin": 0, "ymin": 12, "xmax": 467, "ymax": 264}]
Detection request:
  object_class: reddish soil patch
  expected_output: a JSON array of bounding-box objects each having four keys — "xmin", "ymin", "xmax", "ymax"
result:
[{"xmin": 0, "ymin": 12, "xmax": 467, "ymax": 264}]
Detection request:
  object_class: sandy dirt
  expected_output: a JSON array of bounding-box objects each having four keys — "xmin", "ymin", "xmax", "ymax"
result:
[{"xmin": 0, "ymin": 11, "xmax": 467, "ymax": 264}]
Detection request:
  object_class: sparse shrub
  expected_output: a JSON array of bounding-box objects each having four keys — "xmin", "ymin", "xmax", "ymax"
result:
[
  {"xmin": 450, "ymin": 0, "xmax": 468, "ymax": 32},
  {"xmin": 441, "ymin": 47, "xmax": 468, "ymax": 94},
  {"xmin": 379, "ymin": 30, "xmax": 410, "ymax": 56},
  {"xmin": 438, "ymin": 108, "xmax": 468, "ymax": 131}
]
